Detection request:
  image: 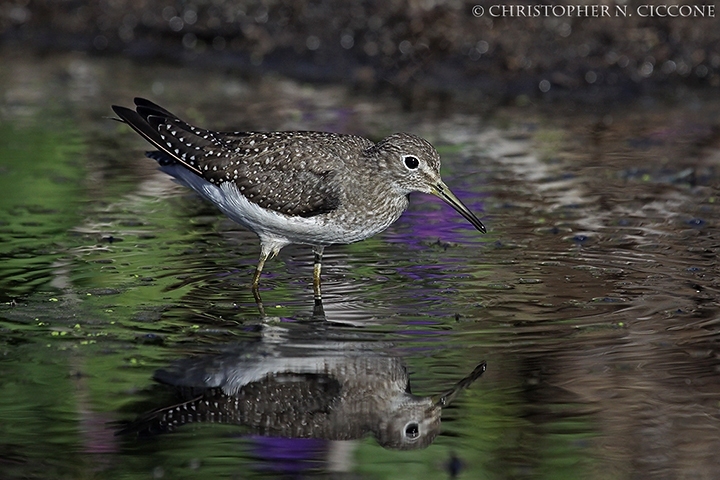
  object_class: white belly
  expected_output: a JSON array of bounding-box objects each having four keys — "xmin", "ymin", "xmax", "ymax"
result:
[{"xmin": 162, "ymin": 165, "xmax": 399, "ymax": 246}]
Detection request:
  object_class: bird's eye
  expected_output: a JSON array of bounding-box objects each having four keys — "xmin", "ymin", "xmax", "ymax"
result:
[
  {"xmin": 404, "ymin": 422, "xmax": 420, "ymax": 440},
  {"xmin": 403, "ymin": 155, "xmax": 419, "ymax": 170}
]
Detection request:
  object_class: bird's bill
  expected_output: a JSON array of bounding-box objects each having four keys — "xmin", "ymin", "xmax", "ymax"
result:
[
  {"xmin": 432, "ymin": 361, "xmax": 487, "ymax": 407},
  {"xmin": 431, "ymin": 182, "xmax": 486, "ymax": 233}
]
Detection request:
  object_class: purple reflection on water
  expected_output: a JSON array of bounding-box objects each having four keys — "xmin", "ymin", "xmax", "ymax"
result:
[
  {"xmin": 247, "ymin": 436, "xmax": 328, "ymax": 472},
  {"xmin": 384, "ymin": 188, "xmax": 486, "ymax": 248},
  {"xmin": 376, "ymin": 187, "xmax": 485, "ymax": 299},
  {"xmin": 413, "ymin": 189, "xmax": 485, "ymax": 236},
  {"xmin": 390, "ymin": 262, "xmax": 471, "ymax": 283},
  {"xmin": 81, "ymin": 410, "xmax": 119, "ymax": 455},
  {"xmin": 396, "ymin": 328, "xmax": 452, "ymax": 336},
  {"xmin": 404, "ymin": 320, "xmax": 441, "ymax": 325}
]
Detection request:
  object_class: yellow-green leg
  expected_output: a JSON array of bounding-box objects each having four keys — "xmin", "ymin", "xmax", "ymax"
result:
[
  {"xmin": 312, "ymin": 245, "xmax": 324, "ymax": 301},
  {"xmin": 252, "ymin": 248, "xmax": 270, "ymax": 304}
]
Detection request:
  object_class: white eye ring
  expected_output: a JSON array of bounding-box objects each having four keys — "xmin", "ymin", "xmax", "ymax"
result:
[{"xmin": 403, "ymin": 155, "xmax": 419, "ymax": 170}]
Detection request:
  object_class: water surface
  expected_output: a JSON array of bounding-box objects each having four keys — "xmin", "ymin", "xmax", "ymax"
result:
[{"xmin": 1, "ymin": 50, "xmax": 719, "ymax": 479}]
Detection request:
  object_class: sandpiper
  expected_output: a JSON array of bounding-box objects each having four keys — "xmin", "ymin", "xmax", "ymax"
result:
[{"xmin": 112, "ymin": 98, "xmax": 485, "ymax": 301}]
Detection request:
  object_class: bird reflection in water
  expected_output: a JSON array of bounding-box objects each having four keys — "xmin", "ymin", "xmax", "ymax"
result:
[{"xmin": 118, "ymin": 333, "xmax": 486, "ymax": 450}]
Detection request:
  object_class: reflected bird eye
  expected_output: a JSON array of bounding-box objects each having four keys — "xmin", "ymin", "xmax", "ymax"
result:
[{"xmin": 404, "ymin": 422, "xmax": 420, "ymax": 439}]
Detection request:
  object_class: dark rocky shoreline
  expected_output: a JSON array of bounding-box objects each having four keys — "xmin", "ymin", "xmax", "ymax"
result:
[{"xmin": 2, "ymin": 1, "xmax": 719, "ymax": 107}]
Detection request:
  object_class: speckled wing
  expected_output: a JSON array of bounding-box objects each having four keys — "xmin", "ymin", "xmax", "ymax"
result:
[
  {"xmin": 112, "ymin": 98, "xmax": 373, "ymax": 218},
  {"xmin": 117, "ymin": 374, "xmax": 342, "ymax": 437},
  {"xmin": 198, "ymin": 130, "xmax": 371, "ymax": 217}
]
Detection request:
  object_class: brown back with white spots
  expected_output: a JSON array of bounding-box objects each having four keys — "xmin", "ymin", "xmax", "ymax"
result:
[{"xmin": 115, "ymin": 98, "xmax": 375, "ymax": 218}]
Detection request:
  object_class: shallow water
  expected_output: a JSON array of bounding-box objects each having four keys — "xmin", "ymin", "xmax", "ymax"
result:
[{"xmin": 1, "ymin": 50, "xmax": 720, "ymax": 479}]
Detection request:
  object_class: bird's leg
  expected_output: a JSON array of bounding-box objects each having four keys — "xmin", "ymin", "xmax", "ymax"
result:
[
  {"xmin": 312, "ymin": 298, "xmax": 325, "ymax": 318},
  {"xmin": 252, "ymin": 247, "xmax": 271, "ymax": 305},
  {"xmin": 312, "ymin": 245, "xmax": 324, "ymax": 301}
]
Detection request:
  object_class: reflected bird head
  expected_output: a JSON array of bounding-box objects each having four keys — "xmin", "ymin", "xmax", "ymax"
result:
[{"xmin": 375, "ymin": 396, "xmax": 442, "ymax": 450}]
